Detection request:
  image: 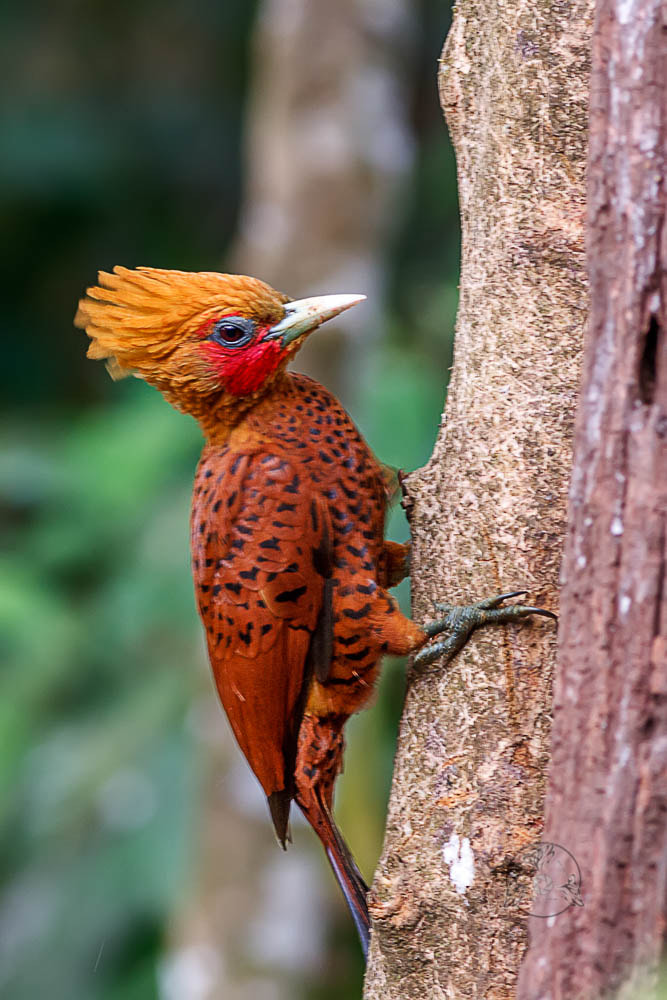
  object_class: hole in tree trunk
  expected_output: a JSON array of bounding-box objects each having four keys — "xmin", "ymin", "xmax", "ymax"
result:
[{"xmin": 639, "ymin": 314, "xmax": 660, "ymax": 405}]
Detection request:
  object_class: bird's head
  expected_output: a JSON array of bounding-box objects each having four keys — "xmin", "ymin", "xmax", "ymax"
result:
[{"xmin": 75, "ymin": 266, "xmax": 365, "ymax": 424}]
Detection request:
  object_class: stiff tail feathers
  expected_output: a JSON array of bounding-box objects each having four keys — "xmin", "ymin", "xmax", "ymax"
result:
[{"xmin": 302, "ymin": 791, "xmax": 370, "ymax": 959}]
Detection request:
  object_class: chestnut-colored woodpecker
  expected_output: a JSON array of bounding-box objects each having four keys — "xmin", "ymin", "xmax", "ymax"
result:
[{"xmin": 76, "ymin": 266, "xmax": 555, "ymax": 956}]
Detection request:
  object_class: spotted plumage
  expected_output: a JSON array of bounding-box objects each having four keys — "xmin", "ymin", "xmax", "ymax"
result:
[
  {"xmin": 76, "ymin": 266, "xmax": 555, "ymax": 959},
  {"xmin": 190, "ymin": 376, "xmax": 423, "ymax": 834}
]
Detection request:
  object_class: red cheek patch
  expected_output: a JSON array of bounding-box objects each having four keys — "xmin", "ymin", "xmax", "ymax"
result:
[{"xmin": 200, "ymin": 338, "xmax": 285, "ymax": 395}]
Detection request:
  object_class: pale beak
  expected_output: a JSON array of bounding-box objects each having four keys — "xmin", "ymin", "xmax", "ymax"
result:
[{"xmin": 265, "ymin": 293, "xmax": 366, "ymax": 347}]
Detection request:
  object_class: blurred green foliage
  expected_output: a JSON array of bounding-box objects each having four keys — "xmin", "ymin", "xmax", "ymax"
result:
[
  {"xmin": 1, "ymin": 1, "xmax": 458, "ymax": 997},
  {"xmin": 0, "ymin": 390, "xmax": 204, "ymax": 998},
  {"xmin": 1, "ymin": 0, "xmax": 258, "ymax": 410}
]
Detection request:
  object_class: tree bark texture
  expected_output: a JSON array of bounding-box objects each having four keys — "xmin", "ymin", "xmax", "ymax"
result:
[
  {"xmin": 517, "ymin": 3, "xmax": 667, "ymax": 999},
  {"xmin": 364, "ymin": 2, "xmax": 593, "ymax": 997}
]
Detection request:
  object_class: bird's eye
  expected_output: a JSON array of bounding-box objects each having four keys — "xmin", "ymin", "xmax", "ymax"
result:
[
  {"xmin": 217, "ymin": 324, "xmax": 244, "ymax": 343},
  {"xmin": 208, "ymin": 316, "xmax": 254, "ymax": 348}
]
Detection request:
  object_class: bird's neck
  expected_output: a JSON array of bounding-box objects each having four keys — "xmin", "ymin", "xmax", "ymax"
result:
[{"xmin": 192, "ymin": 372, "xmax": 293, "ymax": 446}]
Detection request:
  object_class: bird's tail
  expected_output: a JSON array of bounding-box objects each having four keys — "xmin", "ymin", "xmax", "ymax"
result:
[{"xmin": 299, "ymin": 789, "xmax": 370, "ymax": 958}]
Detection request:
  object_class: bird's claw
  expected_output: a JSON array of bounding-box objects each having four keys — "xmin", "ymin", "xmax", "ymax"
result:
[
  {"xmin": 509, "ymin": 605, "xmax": 558, "ymax": 622},
  {"xmin": 432, "ymin": 591, "xmax": 532, "ymax": 617},
  {"xmin": 415, "ymin": 591, "xmax": 557, "ymax": 670}
]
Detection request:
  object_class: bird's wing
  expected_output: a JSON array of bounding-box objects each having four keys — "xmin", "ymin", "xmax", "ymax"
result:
[{"xmin": 191, "ymin": 449, "xmax": 333, "ymax": 842}]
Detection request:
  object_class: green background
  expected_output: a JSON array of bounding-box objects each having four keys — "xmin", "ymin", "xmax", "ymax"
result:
[{"xmin": 0, "ymin": 2, "xmax": 458, "ymax": 996}]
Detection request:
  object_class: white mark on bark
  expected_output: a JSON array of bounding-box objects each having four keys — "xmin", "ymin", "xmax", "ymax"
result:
[
  {"xmin": 610, "ymin": 516, "xmax": 624, "ymax": 536},
  {"xmin": 648, "ymin": 291, "xmax": 661, "ymax": 313},
  {"xmin": 442, "ymin": 833, "xmax": 475, "ymax": 895}
]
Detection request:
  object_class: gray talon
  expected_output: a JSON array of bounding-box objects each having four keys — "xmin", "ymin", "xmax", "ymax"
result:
[
  {"xmin": 414, "ymin": 591, "xmax": 557, "ymax": 671},
  {"xmin": 514, "ymin": 606, "xmax": 558, "ymax": 622},
  {"xmin": 480, "ymin": 590, "xmax": 528, "ymax": 609}
]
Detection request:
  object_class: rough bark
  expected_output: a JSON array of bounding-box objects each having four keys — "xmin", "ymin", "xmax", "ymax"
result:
[
  {"xmin": 364, "ymin": 2, "xmax": 593, "ymax": 997},
  {"xmin": 517, "ymin": 2, "xmax": 667, "ymax": 998}
]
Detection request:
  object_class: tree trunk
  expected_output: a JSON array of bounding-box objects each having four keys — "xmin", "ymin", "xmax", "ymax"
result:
[
  {"xmin": 517, "ymin": 3, "xmax": 667, "ymax": 998},
  {"xmin": 364, "ymin": 2, "xmax": 593, "ymax": 997}
]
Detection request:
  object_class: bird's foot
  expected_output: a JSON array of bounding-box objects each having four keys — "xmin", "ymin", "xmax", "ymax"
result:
[{"xmin": 414, "ymin": 591, "xmax": 557, "ymax": 669}]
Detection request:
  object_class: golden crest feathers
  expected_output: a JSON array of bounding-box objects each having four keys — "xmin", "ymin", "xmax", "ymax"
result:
[{"xmin": 74, "ymin": 266, "xmax": 288, "ymax": 380}]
